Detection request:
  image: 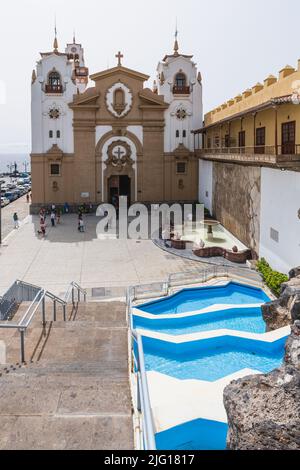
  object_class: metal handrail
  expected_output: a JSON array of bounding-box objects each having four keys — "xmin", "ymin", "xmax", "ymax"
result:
[
  {"xmin": 0, "ymin": 280, "xmax": 87, "ymax": 363},
  {"xmin": 64, "ymin": 282, "xmax": 87, "ymax": 305},
  {"xmin": 132, "ymin": 330, "xmax": 156, "ymax": 451}
]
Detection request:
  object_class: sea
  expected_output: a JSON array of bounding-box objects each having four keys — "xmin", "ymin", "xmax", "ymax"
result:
[{"xmin": 0, "ymin": 154, "xmax": 31, "ymax": 175}]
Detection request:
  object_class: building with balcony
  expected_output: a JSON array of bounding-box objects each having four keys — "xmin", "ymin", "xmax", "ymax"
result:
[{"xmin": 193, "ymin": 61, "xmax": 300, "ymax": 273}]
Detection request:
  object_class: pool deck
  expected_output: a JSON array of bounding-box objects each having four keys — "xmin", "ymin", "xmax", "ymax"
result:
[
  {"xmin": 147, "ymin": 369, "xmax": 261, "ymax": 433},
  {"xmin": 136, "ymin": 325, "xmax": 291, "ymax": 345}
]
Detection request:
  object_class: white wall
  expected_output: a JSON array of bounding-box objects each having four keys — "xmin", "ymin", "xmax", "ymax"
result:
[
  {"xmin": 198, "ymin": 159, "xmax": 213, "ymax": 214},
  {"xmin": 157, "ymin": 55, "xmax": 203, "ymax": 153},
  {"xmin": 260, "ymin": 168, "xmax": 300, "ymax": 274}
]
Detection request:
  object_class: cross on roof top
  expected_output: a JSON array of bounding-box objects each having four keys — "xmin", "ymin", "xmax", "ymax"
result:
[{"xmin": 115, "ymin": 51, "xmax": 124, "ymax": 67}]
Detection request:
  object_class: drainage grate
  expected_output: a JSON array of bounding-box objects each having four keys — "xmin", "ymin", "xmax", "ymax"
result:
[{"xmin": 92, "ymin": 288, "xmax": 108, "ymax": 298}]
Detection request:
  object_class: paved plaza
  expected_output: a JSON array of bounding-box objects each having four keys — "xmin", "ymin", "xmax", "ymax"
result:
[
  {"xmin": 1, "ymin": 195, "xmax": 30, "ymax": 239},
  {"xmin": 0, "ymin": 212, "xmax": 204, "ymax": 297}
]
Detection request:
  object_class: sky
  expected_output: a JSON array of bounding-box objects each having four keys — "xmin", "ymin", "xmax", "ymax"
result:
[{"xmin": 1, "ymin": 0, "xmax": 300, "ymax": 154}]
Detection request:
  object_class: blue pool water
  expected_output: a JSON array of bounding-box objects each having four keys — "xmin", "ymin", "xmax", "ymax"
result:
[
  {"xmin": 142, "ymin": 335, "xmax": 286, "ymax": 382},
  {"xmin": 156, "ymin": 419, "xmax": 228, "ymax": 451},
  {"xmin": 133, "ymin": 307, "xmax": 266, "ymax": 335},
  {"xmin": 139, "ymin": 282, "xmax": 270, "ymax": 315}
]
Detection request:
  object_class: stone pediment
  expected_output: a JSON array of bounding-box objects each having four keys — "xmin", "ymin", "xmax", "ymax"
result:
[
  {"xmin": 69, "ymin": 88, "xmax": 100, "ymax": 109},
  {"xmin": 90, "ymin": 65, "xmax": 149, "ymax": 83},
  {"xmin": 173, "ymin": 143, "xmax": 191, "ymax": 159},
  {"xmin": 46, "ymin": 144, "xmax": 64, "ymax": 161},
  {"xmin": 139, "ymin": 88, "xmax": 169, "ymax": 109}
]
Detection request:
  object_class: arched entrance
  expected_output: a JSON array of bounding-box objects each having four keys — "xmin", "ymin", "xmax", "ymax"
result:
[{"xmin": 108, "ymin": 175, "xmax": 131, "ymax": 206}]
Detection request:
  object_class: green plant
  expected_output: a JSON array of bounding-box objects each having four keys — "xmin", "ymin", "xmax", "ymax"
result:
[
  {"xmin": 257, "ymin": 258, "xmax": 289, "ymax": 297},
  {"xmin": 204, "ymin": 207, "xmax": 211, "ymax": 218}
]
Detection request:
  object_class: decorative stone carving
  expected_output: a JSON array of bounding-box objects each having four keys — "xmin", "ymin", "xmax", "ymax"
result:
[
  {"xmin": 48, "ymin": 107, "xmax": 60, "ymax": 119},
  {"xmin": 106, "ymin": 140, "xmax": 134, "ymax": 172},
  {"xmin": 176, "ymin": 107, "xmax": 187, "ymax": 120},
  {"xmin": 106, "ymin": 82, "xmax": 133, "ymax": 118}
]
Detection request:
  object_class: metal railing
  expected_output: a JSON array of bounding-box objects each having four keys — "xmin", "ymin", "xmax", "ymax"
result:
[
  {"xmin": 0, "ymin": 280, "xmax": 87, "ymax": 363},
  {"xmin": 64, "ymin": 281, "xmax": 87, "ymax": 305},
  {"xmin": 127, "ymin": 265, "xmax": 262, "ymax": 304},
  {"xmin": 131, "ymin": 330, "xmax": 156, "ymax": 451},
  {"xmin": 197, "ymin": 145, "xmax": 300, "ymax": 157},
  {"xmin": 127, "ymin": 264, "xmax": 263, "ymax": 450}
]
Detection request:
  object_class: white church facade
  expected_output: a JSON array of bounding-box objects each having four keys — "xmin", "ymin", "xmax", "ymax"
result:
[{"xmin": 30, "ymin": 34, "xmax": 203, "ymax": 211}]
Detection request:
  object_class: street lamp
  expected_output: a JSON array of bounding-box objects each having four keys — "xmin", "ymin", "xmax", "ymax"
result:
[{"xmin": 0, "ymin": 180, "xmax": 2, "ymax": 245}]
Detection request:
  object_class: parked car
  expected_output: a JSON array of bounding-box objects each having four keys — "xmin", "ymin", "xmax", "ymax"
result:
[
  {"xmin": 1, "ymin": 197, "xmax": 10, "ymax": 207},
  {"xmin": 4, "ymin": 192, "xmax": 18, "ymax": 202}
]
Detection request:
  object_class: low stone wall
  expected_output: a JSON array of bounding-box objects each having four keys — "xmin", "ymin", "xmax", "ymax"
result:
[{"xmin": 193, "ymin": 247, "xmax": 251, "ymax": 264}]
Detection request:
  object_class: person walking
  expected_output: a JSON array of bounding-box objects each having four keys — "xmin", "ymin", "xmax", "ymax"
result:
[
  {"xmin": 56, "ymin": 208, "xmax": 61, "ymax": 224},
  {"xmin": 64, "ymin": 202, "xmax": 70, "ymax": 214},
  {"xmin": 50, "ymin": 211, "xmax": 56, "ymax": 227},
  {"xmin": 38, "ymin": 217, "xmax": 46, "ymax": 238},
  {"xmin": 13, "ymin": 212, "xmax": 19, "ymax": 229},
  {"xmin": 79, "ymin": 218, "xmax": 85, "ymax": 233},
  {"xmin": 26, "ymin": 193, "xmax": 30, "ymax": 203}
]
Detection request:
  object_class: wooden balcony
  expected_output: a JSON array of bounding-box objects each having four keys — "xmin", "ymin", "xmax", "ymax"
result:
[
  {"xmin": 45, "ymin": 85, "xmax": 64, "ymax": 94},
  {"xmin": 173, "ymin": 85, "xmax": 190, "ymax": 95},
  {"xmin": 196, "ymin": 145, "xmax": 300, "ymax": 169},
  {"xmin": 74, "ymin": 67, "xmax": 89, "ymax": 78}
]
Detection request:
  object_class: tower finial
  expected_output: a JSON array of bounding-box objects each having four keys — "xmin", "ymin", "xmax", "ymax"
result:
[
  {"xmin": 174, "ymin": 19, "xmax": 179, "ymax": 56},
  {"xmin": 53, "ymin": 16, "xmax": 58, "ymax": 52},
  {"xmin": 73, "ymin": 29, "xmax": 76, "ymax": 44}
]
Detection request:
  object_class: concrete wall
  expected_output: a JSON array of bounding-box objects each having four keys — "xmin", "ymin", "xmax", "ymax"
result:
[
  {"xmin": 212, "ymin": 163, "xmax": 261, "ymax": 255},
  {"xmin": 260, "ymin": 168, "xmax": 300, "ymax": 274},
  {"xmin": 199, "ymin": 159, "xmax": 213, "ymax": 213}
]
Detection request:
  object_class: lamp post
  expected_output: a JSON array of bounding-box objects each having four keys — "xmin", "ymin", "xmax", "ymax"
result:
[{"xmin": 0, "ymin": 181, "xmax": 2, "ymax": 245}]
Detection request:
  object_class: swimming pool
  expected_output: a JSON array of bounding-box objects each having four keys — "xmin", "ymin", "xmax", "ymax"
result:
[
  {"xmin": 142, "ymin": 334, "xmax": 286, "ymax": 382},
  {"xmin": 139, "ymin": 282, "xmax": 270, "ymax": 315},
  {"xmin": 133, "ymin": 306, "xmax": 267, "ymax": 335},
  {"xmin": 156, "ymin": 418, "xmax": 228, "ymax": 451}
]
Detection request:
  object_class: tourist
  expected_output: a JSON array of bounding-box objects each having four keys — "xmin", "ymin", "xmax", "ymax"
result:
[
  {"xmin": 64, "ymin": 202, "xmax": 69, "ymax": 214},
  {"xmin": 79, "ymin": 218, "xmax": 85, "ymax": 233},
  {"xmin": 38, "ymin": 217, "xmax": 46, "ymax": 237},
  {"xmin": 50, "ymin": 211, "xmax": 56, "ymax": 227},
  {"xmin": 56, "ymin": 208, "xmax": 61, "ymax": 224},
  {"xmin": 26, "ymin": 193, "xmax": 30, "ymax": 203},
  {"xmin": 13, "ymin": 212, "xmax": 19, "ymax": 229}
]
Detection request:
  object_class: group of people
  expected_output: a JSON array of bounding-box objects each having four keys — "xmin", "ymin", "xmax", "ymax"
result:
[
  {"xmin": 37, "ymin": 205, "xmax": 61, "ymax": 237},
  {"xmin": 36, "ymin": 204, "xmax": 86, "ymax": 236}
]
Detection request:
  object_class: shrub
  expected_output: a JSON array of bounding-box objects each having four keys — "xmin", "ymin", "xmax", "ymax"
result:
[{"xmin": 257, "ymin": 258, "xmax": 289, "ymax": 297}]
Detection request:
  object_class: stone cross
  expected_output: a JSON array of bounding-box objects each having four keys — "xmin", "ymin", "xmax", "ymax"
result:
[
  {"xmin": 115, "ymin": 51, "xmax": 124, "ymax": 67},
  {"xmin": 114, "ymin": 147, "xmax": 126, "ymax": 159}
]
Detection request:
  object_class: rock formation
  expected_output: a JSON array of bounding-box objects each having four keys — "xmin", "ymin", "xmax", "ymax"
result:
[
  {"xmin": 262, "ymin": 267, "xmax": 300, "ymax": 331},
  {"xmin": 223, "ymin": 321, "xmax": 300, "ymax": 450}
]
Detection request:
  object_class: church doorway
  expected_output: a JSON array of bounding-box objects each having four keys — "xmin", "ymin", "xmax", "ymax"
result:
[{"xmin": 108, "ymin": 175, "xmax": 131, "ymax": 206}]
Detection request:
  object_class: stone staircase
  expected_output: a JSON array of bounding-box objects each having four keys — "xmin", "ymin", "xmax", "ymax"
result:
[{"xmin": 0, "ymin": 301, "xmax": 134, "ymax": 450}]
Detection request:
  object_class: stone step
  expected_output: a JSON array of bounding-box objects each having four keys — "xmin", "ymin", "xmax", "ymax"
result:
[
  {"xmin": 0, "ymin": 297, "xmax": 133, "ymax": 450},
  {"xmin": 0, "ymin": 415, "xmax": 133, "ymax": 450}
]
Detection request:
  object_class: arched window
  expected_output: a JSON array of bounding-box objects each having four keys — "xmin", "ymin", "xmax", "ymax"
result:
[
  {"xmin": 46, "ymin": 71, "xmax": 63, "ymax": 94},
  {"xmin": 173, "ymin": 72, "xmax": 190, "ymax": 95},
  {"xmin": 175, "ymin": 73, "xmax": 186, "ymax": 88}
]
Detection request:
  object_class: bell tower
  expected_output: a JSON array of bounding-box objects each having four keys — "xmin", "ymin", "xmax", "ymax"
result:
[
  {"xmin": 157, "ymin": 32, "xmax": 203, "ymax": 152},
  {"xmin": 31, "ymin": 30, "xmax": 89, "ymax": 156}
]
